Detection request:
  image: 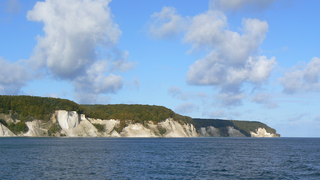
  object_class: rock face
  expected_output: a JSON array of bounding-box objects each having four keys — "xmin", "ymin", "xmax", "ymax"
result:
[
  {"xmin": 0, "ymin": 123, "xmax": 16, "ymax": 137},
  {"xmin": 24, "ymin": 120, "xmax": 48, "ymax": 137},
  {"xmin": 250, "ymin": 128, "xmax": 280, "ymax": 137},
  {"xmin": 88, "ymin": 118, "xmax": 120, "ymax": 137},
  {"xmin": 53, "ymin": 111, "xmax": 199, "ymax": 137},
  {"xmin": 121, "ymin": 123, "xmax": 158, "ymax": 137},
  {"xmin": 159, "ymin": 118, "xmax": 198, "ymax": 137},
  {"xmin": 199, "ymin": 126, "xmax": 220, "ymax": 137},
  {"xmin": 57, "ymin": 110, "xmax": 79, "ymax": 129},
  {"xmin": 227, "ymin": 126, "xmax": 246, "ymax": 137},
  {"xmin": 0, "ymin": 111, "xmax": 280, "ymax": 138}
]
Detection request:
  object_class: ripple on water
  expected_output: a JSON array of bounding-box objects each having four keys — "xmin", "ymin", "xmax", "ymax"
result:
[{"xmin": 0, "ymin": 137, "xmax": 320, "ymax": 179}]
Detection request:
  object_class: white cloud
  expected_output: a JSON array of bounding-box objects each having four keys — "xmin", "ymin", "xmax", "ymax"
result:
[
  {"xmin": 147, "ymin": 5, "xmax": 277, "ymax": 107},
  {"xmin": 315, "ymin": 115, "xmax": 320, "ymax": 122},
  {"xmin": 109, "ymin": 50, "xmax": 135, "ymax": 72},
  {"xmin": 251, "ymin": 93, "xmax": 278, "ymax": 109},
  {"xmin": 74, "ymin": 60, "xmax": 123, "ymax": 103},
  {"xmin": 5, "ymin": 0, "xmax": 21, "ymax": 13},
  {"xmin": 167, "ymin": 86, "xmax": 183, "ymax": 97},
  {"xmin": 0, "ymin": 58, "xmax": 32, "ymax": 95},
  {"xmin": 210, "ymin": 0, "xmax": 276, "ymax": 12},
  {"xmin": 26, "ymin": 0, "xmax": 135, "ymax": 103},
  {"xmin": 167, "ymin": 86, "xmax": 207, "ymax": 100},
  {"xmin": 185, "ymin": 14, "xmax": 275, "ymax": 106},
  {"xmin": 174, "ymin": 103, "xmax": 199, "ymax": 114},
  {"xmin": 217, "ymin": 92, "xmax": 247, "ymax": 107},
  {"xmin": 27, "ymin": 0, "xmax": 121, "ymax": 80},
  {"xmin": 147, "ymin": 6, "xmax": 185, "ymax": 39},
  {"xmin": 209, "ymin": 110, "xmax": 225, "ymax": 117},
  {"xmin": 287, "ymin": 113, "xmax": 308, "ymax": 122},
  {"xmin": 279, "ymin": 57, "xmax": 320, "ymax": 94}
]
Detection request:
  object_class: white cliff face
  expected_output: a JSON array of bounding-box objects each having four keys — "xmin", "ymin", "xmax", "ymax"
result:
[
  {"xmin": 251, "ymin": 128, "xmax": 279, "ymax": 137},
  {"xmin": 24, "ymin": 120, "xmax": 47, "ymax": 137},
  {"xmin": 0, "ymin": 123, "xmax": 16, "ymax": 137},
  {"xmin": 57, "ymin": 110, "xmax": 79, "ymax": 129},
  {"xmin": 158, "ymin": 118, "xmax": 198, "ymax": 137},
  {"xmin": 88, "ymin": 118, "xmax": 120, "ymax": 135},
  {"xmin": 121, "ymin": 123, "xmax": 158, "ymax": 137},
  {"xmin": 199, "ymin": 127, "xmax": 210, "ymax": 137},
  {"xmin": 227, "ymin": 126, "xmax": 246, "ymax": 137},
  {"xmin": 199, "ymin": 126, "xmax": 220, "ymax": 137},
  {"xmin": 59, "ymin": 113, "xmax": 99, "ymax": 137}
]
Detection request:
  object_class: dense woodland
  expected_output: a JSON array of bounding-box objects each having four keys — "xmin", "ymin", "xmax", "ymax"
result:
[
  {"xmin": 0, "ymin": 95, "xmax": 84, "ymax": 121},
  {"xmin": 193, "ymin": 118, "xmax": 277, "ymax": 137},
  {"xmin": 0, "ymin": 96, "xmax": 192, "ymax": 125},
  {"xmin": 83, "ymin": 104, "xmax": 193, "ymax": 124}
]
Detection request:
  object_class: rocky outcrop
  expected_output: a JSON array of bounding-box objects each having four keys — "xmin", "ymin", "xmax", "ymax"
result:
[
  {"xmin": 158, "ymin": 118, "xmax": 198, "ymax": 137},
  {"xmin": 227, "ymin": 126, "xmax": 246, "ymax": 137},
  {"xmin": 57, "ymin": 110, "xmax": 79, "ymax": 129},
  {"xmin": 121, "ymin": 123, "xmax": 158, "ymax": 137},
  {"xmin": 250, "ymin": 128, "xmax": 280, "ymax": 137},
  {"xmin": 198, "ymin": 126, "xmax": 220, "ymax": 137},
  {"xmin": 88, "ymin": 118, "xmax": 120, "ymax": 137},
  {"xmin": 0, "ymin": 123, "xmax": 16, "ymax": 137},
  {"xmin": 24, "ymin": 120, "xmax": 48, "ymax": 137}
]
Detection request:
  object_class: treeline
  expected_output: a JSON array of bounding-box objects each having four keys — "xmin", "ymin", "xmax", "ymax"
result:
[
  {"xmin": 0, "ymin": 95, "xmax": 84, "ymax": 121},
  {"xmin": 83, "ymin": 104, "xmax": 193, "ymax": 124},
  {"xmin": 193, "ymin": 118, "xmax": 277, "ymax": 137},
  {"xmin": 0, "ymin": 96, "xmax": 192, "ymax": 125}
]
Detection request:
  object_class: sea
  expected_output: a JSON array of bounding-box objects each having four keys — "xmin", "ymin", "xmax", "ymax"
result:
[{"xmin": 0, "ymin": 137, "xmax": 319, "ymax": 180}]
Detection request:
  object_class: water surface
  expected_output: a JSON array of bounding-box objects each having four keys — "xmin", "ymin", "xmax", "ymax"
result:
[{"xmin": 0, "ymin": 137, "xmax": 319, "ymax": 179}]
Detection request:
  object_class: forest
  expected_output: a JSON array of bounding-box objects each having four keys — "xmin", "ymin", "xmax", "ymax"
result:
[
  {"xmin": 193, "ymin": 118, "xmax": 277, "ymax": 137},
  {"xmin": 0, "ymin": 96, "xmax": 192, "ymax": 125},
  {"xmin": 0, "ymin": 95, "xmax": 84, "ymax": 121}
]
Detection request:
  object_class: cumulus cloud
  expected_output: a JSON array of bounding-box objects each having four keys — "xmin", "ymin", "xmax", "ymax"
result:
[
  {"xmin": 279, "ymin": 57, "xmax": 320, "ymax": 94},
  {"xmin": 0, "ymin": 58, "xmax": 32, "ymax": 95},
  {"xmin": 27, "ymin": 0, "xmax": 121, "ymax": 80},
  {"xmin": 185, "ymin": 15, "xmax": 276, "ymax": 106},
  {"xmin": 74, "ymin": 60, "xmax": 123, "ymax": 103},
  {"xmin": 174, "ymin": 103, "xmax": 199, "ymax": 114},
  {"xmin": 148, "ymin": 4, "xmax": 277, "ymax": 107},
  {"xmin": 210, "ymin": 0, "xmax": 276, "ymax": 12},
  {"xmin": 251, "ymin": 93, "xmax": 278, "ymax": 109},
  {"xmin": 26, "ymin": 0, "xmax": 135, "ymax": 103},
  {"xmin": 147, "ymin": 6, "xmax": 185, "ymax": 39},
  {"xmin": 108, "ymin": 49, "xmax": 135, "ymax": 72}
]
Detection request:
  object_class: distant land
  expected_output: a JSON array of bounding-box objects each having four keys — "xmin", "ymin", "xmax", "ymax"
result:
[{"xmin": 0, "ymin": 95, "xmax": 280, "ymax": 137}]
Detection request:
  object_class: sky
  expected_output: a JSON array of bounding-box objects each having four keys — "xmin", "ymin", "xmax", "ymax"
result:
[{"xmin": 1, "ymin": 0, "xmax": 320, "ymax": 137}]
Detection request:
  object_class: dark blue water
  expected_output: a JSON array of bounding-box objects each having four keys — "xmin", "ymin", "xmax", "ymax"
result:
[{"xmin": 0, "ymin": 138, "xmax": 319, "ymax": 179}]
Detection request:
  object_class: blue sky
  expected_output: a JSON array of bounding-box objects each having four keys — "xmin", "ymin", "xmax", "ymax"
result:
[{"xmin": 1, "ymin": 0, "xmax": 320, "ymax": 137}]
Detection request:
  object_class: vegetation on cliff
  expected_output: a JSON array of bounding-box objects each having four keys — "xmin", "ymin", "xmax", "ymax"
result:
[
  {"xmin": 7, "ymin": 121, "xmax": 29, "ymax": 134},
  {"xmin": 0, "ymin": 95, "xmax": 84, "ymax": 121},
  {"xmin": 83, "ymin": 104, "xmax": 193, "ymax": 125},
  {"xmin": 0, "ymin": 96, "xmax": 278, "ymax": 137},
  {"xmin": 193, "ymin": 118, "xmax": 277, "ymax": 137},
  {"xmin": 0, "ymin": 96, "xmax": 192, "ymax": 126}
]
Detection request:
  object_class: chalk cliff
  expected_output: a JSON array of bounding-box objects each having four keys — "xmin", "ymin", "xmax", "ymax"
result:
[
  {"xmin": 250, "ymin": 128, "xmax": 280, "ymax": 137},
  {"xmin": 0, "ymin": 110, "xmax": 280, "ymax": 138},
  {"xmin": 0, "ymin": 123, "xmax": 15, "ymax": 137}
]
